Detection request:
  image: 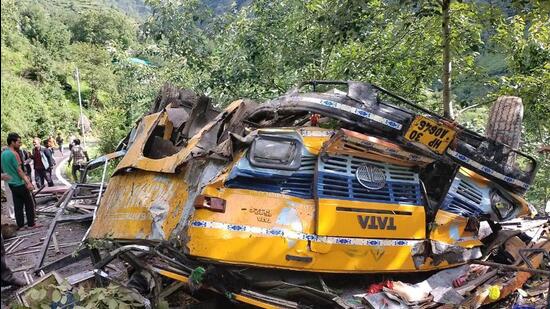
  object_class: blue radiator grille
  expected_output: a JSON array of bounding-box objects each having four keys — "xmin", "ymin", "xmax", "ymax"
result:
[
  {"xmin": 225, "ymin": 153, "xmax": 424, "ymax": 205},
  {"xmin": 225, "ymin": 155, "xmax": 315, "ymax": 199},
  {"xmin": 441, "ymin": 175, "xmax": 487, "ymax": 217},
  {"xmin": 317, "ymin": 155, "xmax": 423, "ymax": 205}
]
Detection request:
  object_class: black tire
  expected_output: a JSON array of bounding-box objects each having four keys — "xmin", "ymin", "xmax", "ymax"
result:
[
  {"xmin": 485, "ymin": 96, "xmax": 523, "ymax": 149},
  {"xmin": 485, "ymin": 96, "xmax": 523, "ymax": 172}
]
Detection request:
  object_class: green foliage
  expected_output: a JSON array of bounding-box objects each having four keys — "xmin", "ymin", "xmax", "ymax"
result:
[
  {"xmin": 1, "ymin": 41, "xmax": 32, "ymax": 75},
  {"xmin": 94, "ymin": 106, "xmax": 128, "ymax": 153},
  {"xmin": 71, "ymin": 8, "xmax": 138, "ymax": 48},
  {"xmin": 1, "ymin": 0, "xmax": 150, "ymax": 148},
  {"xmin": 1, "ymin": 67, "xmax": 79, "ymax": 143},
  {"xmin": 143, "ymin": 0, "xmax": 212, "ymax": 68},
  {"xmin": 19, "ymin": 280, "xmax": 72, "ymax": 308},
  {"xmin": 19, "ymin": 3, "xmax": 71, "ymax": 54},
  {"xmin": 74, "ymin": 283, "xmax": 144, "ymax": 308},
  {"xmin": 113, "ymin": 57, "xmax": 161, "ymax": 124},
  {"xmin": 17, "ymin": 281, "xmax": 145, "ymax": 308},
  {"xmin": 1, "ymin": 0, "xmax": 19, "ymax": 43},
  {"xmin": 145, "ymin": 0, "xmax": 489, "ymax": 106},
  {"xmin": 68, "ymin": 42, "xmax": 119, "ymax": 108},
  {"xmin": 23, "ymin": 44, "xmax": 55, "ymax": 83},
  {"xmin": 1, "ymin": 75, "xmax": 44, "ymax": 141}
]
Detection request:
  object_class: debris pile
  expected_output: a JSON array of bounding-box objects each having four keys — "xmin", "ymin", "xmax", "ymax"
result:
[{"xmin": 359, "ymin": 225, "xmax": 549, "ymax": 308}]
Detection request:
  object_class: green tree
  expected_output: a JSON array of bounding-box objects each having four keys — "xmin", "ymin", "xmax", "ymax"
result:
[
  {"xmin": 71, "ymin": 8, "xmax": 138, "ymax": 48},
  {"xmin": 113, "ymin": 57, "xmax": 161, "ymax": 126},
  {"xmin": 144, "ymin": 0, "xmax": 213, "ymax": 69},
  {"xmin": 19, "ymin": 3, "xmax": 71, "ymax": 54},
  {"xmin": 67, "ymin": 43, "xmax": 119, "ymax": 108},
  {"xmin": 95, "ymin": 106, "xmax": 128, "ymax": 153},
  {"xmin": 489, "ymin": 1, "xmax": 550, "ymax": 207},
  {"xmin": 1, "ymin": 0, "xmax": 19, "ymax": 43}
]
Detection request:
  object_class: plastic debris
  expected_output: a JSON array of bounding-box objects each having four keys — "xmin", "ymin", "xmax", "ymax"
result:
[
  {"xmin": 366, "ymin": 280, "xmax": 393, "ymax": 294},
  {"xmin": 487, "ymin": 285, "xmax": 501, "ymax": 301}
]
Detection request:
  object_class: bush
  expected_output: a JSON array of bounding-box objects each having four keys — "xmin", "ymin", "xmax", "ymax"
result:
[
  {"xmin": 1, "ymin": 74, "xmax": 44, "ymax": 142},
  {"xmin": 94, "ymin": 106, "xmax": 128, "ymax": 154}
]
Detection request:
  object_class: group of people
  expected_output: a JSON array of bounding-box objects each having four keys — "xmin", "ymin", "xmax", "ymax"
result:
[
  {"xmin": 1, "ymin": 132, "xmax": 91, "ymax": 227},
  {"xmin": 1, "ymin": 132, "xmax": 90, "ymax": 288},
  {"xmin": 1, "ymin": 133, "xmax": 54, "ymax": 230},
  {"xmin": 3, "ymin": 133, "xmax": 89, "ymax": 185},
  {"xmin": 10, "ymin": 134, "xmax": 60, "ymax": 189}
]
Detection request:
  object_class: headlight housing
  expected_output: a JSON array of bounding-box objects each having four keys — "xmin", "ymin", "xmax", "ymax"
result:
[
  {"xmin": 490, "ymin": 189, "xmax": 516, "ymax": 220},
  {"xmin": 248, "ymin": 135, "xmax": 301, "ymax": 170}
]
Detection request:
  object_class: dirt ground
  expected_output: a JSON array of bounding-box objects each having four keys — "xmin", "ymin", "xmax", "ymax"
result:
[{"xmin": 1, "ymin": 199, "xmax": 97, "ymax": 307}]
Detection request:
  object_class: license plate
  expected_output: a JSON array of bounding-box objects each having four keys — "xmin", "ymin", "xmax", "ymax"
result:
[{"xmin": 405, "ymin": 116, "xmax": 456, "ymax": 154}]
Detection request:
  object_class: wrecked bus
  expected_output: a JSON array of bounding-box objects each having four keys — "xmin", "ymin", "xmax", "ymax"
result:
[{"xmin": 86, "ymin": 81, "xmax": 539, "ymax": 307}]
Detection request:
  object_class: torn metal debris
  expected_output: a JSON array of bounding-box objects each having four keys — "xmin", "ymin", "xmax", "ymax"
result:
[{"xmin": 24, "ymin": 81, "xmax": 549, "ymax": 308}]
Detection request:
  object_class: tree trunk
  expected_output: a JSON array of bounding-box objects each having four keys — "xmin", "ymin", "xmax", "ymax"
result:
[{"xmin": 442, "ymin": 0, "xmax": 454, "ymax": 119}]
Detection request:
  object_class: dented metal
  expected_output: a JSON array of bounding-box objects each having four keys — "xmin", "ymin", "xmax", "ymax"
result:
[{"xmin": 85, "ymin": 81, "xmax": 543, "ymax": 306}]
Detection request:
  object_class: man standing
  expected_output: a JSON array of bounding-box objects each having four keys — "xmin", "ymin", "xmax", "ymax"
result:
[
  {"xmin": 32, "ymin": 137, "xmax": 55, "ymax": 188},
  {"xmin": 45, "ymin": 138, "xmax": 56, "ymax": 180},
  {"xmin": 68, "ymin": 138, "xmax": 89, "ymax": 182},
  {"xmin": 56, "ymin": 133, "xmax": 64, "ymax": 155},
  {"xmin": 18, "ymin": 148, "xmax": 32, "ymax": 180},
  {"xmin": 1, "ymin": 133, "xmax": 36, "ymax": 229}
]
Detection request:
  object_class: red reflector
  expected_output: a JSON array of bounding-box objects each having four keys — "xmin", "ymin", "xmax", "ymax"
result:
[{"xmin": 194, "ymin": 196, "xmax": 226, "ymax": 213}]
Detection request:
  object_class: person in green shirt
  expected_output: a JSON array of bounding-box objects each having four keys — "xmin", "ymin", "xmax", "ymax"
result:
[{"xmin": 1, "ymin": 132, "xmax": 36, "ymax": 228}]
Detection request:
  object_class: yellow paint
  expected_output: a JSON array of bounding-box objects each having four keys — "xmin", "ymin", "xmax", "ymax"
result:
[
  {"xmin": 430, "ymin": 209, "xmax": 483, "ymax": 248},
  {"xmin": 188, "ymin": 188, "xmax": 439, "ymax": 273},
  {"xmin": 317, "ymin": 199, "xmax": 426, "ymax": 239},
  {"xmin": 115, "ymin": 113, "xmax": 160, "ymax": 172},
  {"xmin": 459, "ymin": 167, "xmax": 490, "ymax": 186},
  {"xmin": 160, "ymin": 113, "xmax": 174, "ymax": 140},
  {"xmin": 298, "ymin": 127, "xmax": 332, "ymax": 154},
  {"xmin": 155, "ymin": 268, "xmax": 189, "ymax": 283},
  {"xmin": 405, "ymin": 115, "xmax": 456, "ymax": 154},
  {"xmin": 88, "ymin": 170, "xmax": 188, "ymax": 240},
  {"xmin": 196, "ymin": 187, "xmax": 316, "ymax": 234},
  {"xmin": 187, "ymin": 224, "xmax": 452, "ymax": 273},
  {"xmin": 510, "ymin": 191, "xmax": 531, "ymax": 217},
  {"xmin": 232, "ymin": 294, "xmax": 281, "ymax": 309}
]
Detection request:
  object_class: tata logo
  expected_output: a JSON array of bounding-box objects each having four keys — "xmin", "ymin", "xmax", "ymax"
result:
[
  {"xmin": 356, "ymin": 164, "xmax": 386, "ymax": 190},
  {"xmin": 358, "ymin": 215, "xmax": 397, "ymax": 230}
]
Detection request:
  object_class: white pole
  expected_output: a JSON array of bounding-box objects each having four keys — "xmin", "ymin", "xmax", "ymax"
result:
[
  {"xmin": 75, "ymin": 67, "xmax": 86, "ymax": 148},
  {"xmin": 96, "ymin": 160, "xmax": 108, "ymax": 206}
]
